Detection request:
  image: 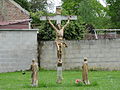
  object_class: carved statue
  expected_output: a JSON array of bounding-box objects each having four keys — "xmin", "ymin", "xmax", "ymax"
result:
[
  {"xmin": 47, "ymin": 17, "xmax": 70, "ymax": 60},
  {"xmin": 30, "ymin": 59, "xmax": 39, "ymax": 86},
  {"xmin": 82, "ymin": 57, "xmax": 90, "ymax": 85}
]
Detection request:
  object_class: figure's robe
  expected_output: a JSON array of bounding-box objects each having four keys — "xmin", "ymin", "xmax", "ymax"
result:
[
  {"xmin": 82, "ymin": 62, "xmax": 90, "ymax": 84},
  {"xmin": 31, "ymin": 62, "xmax": 39, "ymax": 86}
]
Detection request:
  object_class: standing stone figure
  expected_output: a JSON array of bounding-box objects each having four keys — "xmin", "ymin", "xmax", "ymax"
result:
[
  {"xmin": 82, "ymin": 57, "xmax": 90, "ymax": 85},
  {"xmin": 47, "ymin": 17, "xmax": 70, "ymax": 60},
  {"xmin": 30, "ymin": 59, "xmax": 39, "ymax": 86},
  {"xmin": 56, "ymin": 60, "xmax": 63, "ymax": 83}
]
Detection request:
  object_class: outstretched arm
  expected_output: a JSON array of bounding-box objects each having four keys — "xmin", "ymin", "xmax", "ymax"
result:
[
  {"xmin": 47, "ymin": 16, "xmax": 58, "ymax": 32},
  {"xmin": 62, "ymin": 17, "xmax": 70, "ymax": 30}
]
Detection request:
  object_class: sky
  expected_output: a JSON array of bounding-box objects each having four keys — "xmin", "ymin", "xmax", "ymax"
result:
[
  {"xmin": 99, "ymin": 0, "xmax": 107, "ymax": 7},
  {"xmin": 47, "ymin": 0, "xmax": 63, "ymax": 13}
]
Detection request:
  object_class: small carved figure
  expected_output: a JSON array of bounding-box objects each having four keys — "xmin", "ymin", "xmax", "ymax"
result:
[
  {"xmin": 82, "ymin": 57, "xmax": 90, "ymax": 85},
  {"xmin": 30, "ymin": 59, "xmax": 39, "ymax": 86}
]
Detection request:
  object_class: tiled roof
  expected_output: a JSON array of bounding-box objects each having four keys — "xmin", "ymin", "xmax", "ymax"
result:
[{"xmin": 9, "ymin": 0, "xmax": 30, "ymax": 15}]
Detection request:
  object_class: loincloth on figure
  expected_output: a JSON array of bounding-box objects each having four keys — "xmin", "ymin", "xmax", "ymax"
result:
[
  {"xmin": 55, "ymin": 39, "xmax": 67, "ymax": 60},
  {"xmin": 55, "ymin": 39, "xmax": 68, "ymax": 49}
]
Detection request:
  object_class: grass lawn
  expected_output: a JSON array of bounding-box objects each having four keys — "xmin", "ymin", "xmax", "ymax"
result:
[{"xmin": 0, "ymin": 70, "xmax": 120, "ymax": 90}]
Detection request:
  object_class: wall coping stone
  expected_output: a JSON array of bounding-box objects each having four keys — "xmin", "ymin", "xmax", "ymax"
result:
[{"xmin": 0, "ymin": 29, "xmax": 38, "ymax": 31}]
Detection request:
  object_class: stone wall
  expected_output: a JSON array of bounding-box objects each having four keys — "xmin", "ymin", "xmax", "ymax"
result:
[
  {"xmin": 0, "ymin": 29, "xmax": 37, "ymax": 73},
  {"xmin": 39, "ymin": 39, "xmax": 120, "ymax": 70}
]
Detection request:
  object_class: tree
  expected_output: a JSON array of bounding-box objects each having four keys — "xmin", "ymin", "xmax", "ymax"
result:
[
  {"xmin": 106, "ymin": 0, "xmax": 120, "ymax": 28},
  {"xmin": 31, "ymin": 11, "xmax": 56, "ymax": 40},
  {"xmin": 33, "ymin": 0, "xmax": 115, "ymax": 40},
  {"xmin": 14, "ymin": 0, "xmax": 30, "ymax": 11},
  {"xmin": 37, "ymin": 0, "xmax": 110, "ymax": 40},
  {"xmin": 62, "ymin": 0, "xmax": 109, "ymax": 29},
  {"xmin": 30, "ymin": 0, "xmax": 47, "ymax": 12}
]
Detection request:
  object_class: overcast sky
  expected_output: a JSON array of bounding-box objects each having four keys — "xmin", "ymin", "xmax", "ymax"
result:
[
  {"xmin": 47, "ymin": 0, "xmax": 62, "ymax": 13},
  {"xmin": 99, "ymin": 0, "xmax": 107, "ymax": 7}
]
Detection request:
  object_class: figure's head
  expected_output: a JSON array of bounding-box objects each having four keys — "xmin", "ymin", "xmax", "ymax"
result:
[
  {"xmin": 57, "ymin": 23, "xmax": 62, "ymax": 29},
  {"xmin": 32, "ymin": 60, "xmax": 35, "ymax": 63},
  {"xmin": 84, "ymin": 57, "xmax": 88, "ymax": 61},
  {"xmin": 32, "ymin": 58, "xmax": 35, "ymax": 63}
]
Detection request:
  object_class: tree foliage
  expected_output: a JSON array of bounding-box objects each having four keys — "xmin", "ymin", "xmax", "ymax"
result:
[
  {"xmin": 62, "ymin": 0, "xmax": 109, "ymax": 29},
  {"xmin": 106, "ymin": 0, "xmax": 120, "ymax": 28},
  {"xmin": 64, "ymin": 20, "xmax": 86, "ymax": 40},
  {"xmin": 32, "ymin": 0, "xmax": 111, "ymax": 40},
  {"xmin": 14, "ymin": 0, "xmax": 30, "ymax": 11},
  {"xmin": 29, "ymin": 0, "xmax": 47, "ymax": 12},
  {"xmin": 31, "ymin": 11, "xmax": 87, "ymax": 40}
]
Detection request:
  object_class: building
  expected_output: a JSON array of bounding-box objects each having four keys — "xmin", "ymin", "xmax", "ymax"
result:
[{"xmin": 0, "ymin": 0, "xmax": 31, "ymax": 29}]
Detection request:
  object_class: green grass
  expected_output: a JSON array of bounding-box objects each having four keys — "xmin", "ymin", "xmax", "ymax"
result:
[{"xmin": 0, "ymin": 70, "xmax": 120, "ymax": 90}]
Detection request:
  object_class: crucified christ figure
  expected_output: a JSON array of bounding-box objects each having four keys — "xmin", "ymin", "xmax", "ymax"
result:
[{"xmin": 47, "ymin": 16, "xmax": 70, "ymax": 60}]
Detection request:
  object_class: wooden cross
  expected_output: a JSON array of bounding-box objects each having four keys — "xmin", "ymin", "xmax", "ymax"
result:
[
  {"xmin": 40, "ymin": 15, "xmax": 77, "ymax": 24},
  {"xmin": 40, "ymin": 6, "xmax": 77, "ymax": 24}
]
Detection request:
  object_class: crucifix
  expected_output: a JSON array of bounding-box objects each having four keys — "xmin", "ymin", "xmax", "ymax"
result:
[{"xmin": 40, "ymin": 6, "xmax": 77, "ymax": 83}]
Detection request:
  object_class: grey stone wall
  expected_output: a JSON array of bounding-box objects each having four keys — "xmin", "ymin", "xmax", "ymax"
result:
[
  {"xmin": 0, "ymin": 29, "xmax": 37, "ymax": 73},
  {"xmin": 39, "ymin": 39, "xmax": 120, "ymax": 70}
]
